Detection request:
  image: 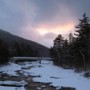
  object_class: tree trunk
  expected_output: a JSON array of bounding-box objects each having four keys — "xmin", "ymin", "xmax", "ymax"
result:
[{"xmin": 80, "ymin": 50, "xmax": 86, "ymax": 70}]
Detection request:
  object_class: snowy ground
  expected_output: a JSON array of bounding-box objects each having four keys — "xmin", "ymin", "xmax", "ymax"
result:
[
  {"xmin": 0, "ymin": 60, "xmax": 90, "ymax": 90},
  {"xmin": 0, "ymin": 62, "xmax": 26, "ymax": 90},
  {"xmin": 0, "ymin": 80, "xmax": 27, "ymax": 86},
  {"xmin": 0, "ymin": 86, "xmax": 25, "ymax": 90},
  {"xmin": 0, "ymin": 62, "xmax": 21, "ymax": 76},
  {"xmin": 22, "ymin": 60, "xmax": 90, "ymax": 90}
]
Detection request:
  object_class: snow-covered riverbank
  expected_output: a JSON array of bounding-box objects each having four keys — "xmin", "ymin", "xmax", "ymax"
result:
[{"xmin": 0, "ymin": 60, "xmax": 90, "ymax": 90}]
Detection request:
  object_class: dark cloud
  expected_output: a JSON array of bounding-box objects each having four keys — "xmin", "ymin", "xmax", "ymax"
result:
[
  {"xmin": 32, "ymin": 0, "xmax": 60, "ymax": 23},
  {"xmin": 61, "ymin": 0, "xmax": 90, "ymax": 18},
  {"xmin": 32, "ymin": 0, "xmax": 90, "ymax": 24},
  {"xmin": 31, "ymin": 0, "xmax": 76, "ymax": 24},
  {"xmin": 0, "ymin": 0, "xmax": 37, "ymax": 34},
  {"xmin": 0, "ymin": 0, "xmax": 25, "ymax": 34}
]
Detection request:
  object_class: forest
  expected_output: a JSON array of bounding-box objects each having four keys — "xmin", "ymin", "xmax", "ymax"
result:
[
  {"xmin": 50, "ymin": 14, "xmax": 90, "ymax": 71},
  {"xmin": 0, "ymin": 40, "xmax": 38, "ymax": 64}
]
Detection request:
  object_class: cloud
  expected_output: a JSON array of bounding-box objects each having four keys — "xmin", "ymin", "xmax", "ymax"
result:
[
  {"xmin": 0, "ymin": 0, "xmax": 24, "ymax": 32},
  {"xmin": 44, "ymin": 33, "xmax": 57, "ymax": 39},
  {"xmin": 35, "ymin": 21, "xmax": 75, "ymax": 36},
  {"xmin": 0, "ymin": 0, "xmax": 90, "ymax": 47},
  {"xmin": 0, "ymin": 0, "xmax": 38, "ymax": 34},
  {"xmin": 20, "ymin": 25, "xmax": 42, "ymax": 41}
]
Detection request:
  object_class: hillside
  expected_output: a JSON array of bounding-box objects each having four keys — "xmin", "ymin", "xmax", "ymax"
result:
[{"xmin": 0, "ymin": 29, "xmax": 50, "ymax": 57}]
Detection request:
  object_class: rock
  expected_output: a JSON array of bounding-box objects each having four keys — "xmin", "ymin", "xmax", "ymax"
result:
[
  {"xmin": 84, "ymin": 72, "xmax": 90, "ymax": 78},
  {"xmin": 59, "ymin": 86, "xmax": 76, "ymax": 90}
]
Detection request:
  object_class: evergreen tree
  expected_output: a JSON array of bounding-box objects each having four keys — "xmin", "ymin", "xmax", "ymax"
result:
[
  {"xmin": 0, "ymin": 39, "xmax": 10, "ymax": 64},
  {"xmin": 52, "ymin": 34, "xmax": 64, "ymax": 65},
  {"xmin": 50, "ymin": 13, "xmax": 90, "ymax": 71},
  {"xmin": 61, "ymin": 39, "xmax": 69, "ymax": 67},
  {"xmin": 74, "ymin": 13, "xmax": 90, "ymax": 70}
]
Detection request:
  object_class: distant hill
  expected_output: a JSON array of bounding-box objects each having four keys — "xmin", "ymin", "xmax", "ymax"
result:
[{"xmin": 0, "ymin": 29, "xmax": 50, "ymax": 57}]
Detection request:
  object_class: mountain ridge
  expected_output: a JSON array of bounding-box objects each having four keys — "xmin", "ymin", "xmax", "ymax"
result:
[{"xmin": 0, "ymin": 29, "xmax": 50, "ymax": 57}]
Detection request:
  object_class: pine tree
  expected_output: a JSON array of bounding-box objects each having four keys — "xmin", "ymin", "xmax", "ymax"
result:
[
  {"xmin": 74, "ymin": 13, "xmax": 90, "ymax": 70},
  {"xmin": 52, "ymin": 34, "xmax": 64, "ymax": 65},
  {"xmin": 50, "ymin": 14, "xmax": 90, "ymax": 70}
]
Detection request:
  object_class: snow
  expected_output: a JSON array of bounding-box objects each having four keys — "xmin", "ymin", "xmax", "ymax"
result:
[
  {"xmin": 0, "ymin": 86, "xmax": 25, "ymax": 90},
  {"xmin": 0, "ymin": 86, "xmax": 16, "ymax": 90},
  {"xmin": 0, "ymin": 80, "xmax": 27, "ymax": 86},
  {"xmin": 0, "ymin": 60, "xmax": 90, "ymax": 90},
  {"xmin": 0, "ymin": 62, "xmax": 21, "ymax": 76},
  {"xmin": 22, "ymin": 60, "xmax": 90, "ymax": 90}
]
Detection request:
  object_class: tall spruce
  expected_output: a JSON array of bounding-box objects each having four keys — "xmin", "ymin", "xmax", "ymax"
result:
[
  {"xmin": 74, "ymin": 13, "xmax": 90, "ymax": 70},
  {"xmin": 53, "ymin": 34, "xmax": 64, "ymax": 65}
]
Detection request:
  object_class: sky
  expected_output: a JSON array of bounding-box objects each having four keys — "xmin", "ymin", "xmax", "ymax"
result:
[{"xmin": 0, "ymin": 0, "xmax": 90, "ymax": 47}]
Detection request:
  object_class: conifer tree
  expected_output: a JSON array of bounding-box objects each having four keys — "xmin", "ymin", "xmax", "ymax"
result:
[{"xmin": 74, "ymin": 13, "xmax": 90, "ymax": 70}]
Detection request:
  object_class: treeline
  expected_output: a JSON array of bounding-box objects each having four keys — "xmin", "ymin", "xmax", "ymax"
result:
[
  {"xmin": 50, "ymin": 14, "xmax": 90, "ymax": 71},
  {"xmin": 0, "ymin": 40, "xmax": 38, "ymax": 64},
  {"xmin": 0, "ymin": 39, "xmax": 10, "ymax": 64}
]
